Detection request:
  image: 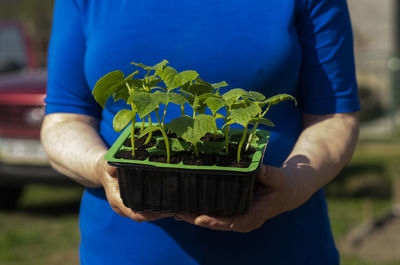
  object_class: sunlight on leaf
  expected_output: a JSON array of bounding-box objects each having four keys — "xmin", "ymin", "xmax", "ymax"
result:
[{"xmin": 113, "ymin": 109, "xmax": 134, "ymax": 132}]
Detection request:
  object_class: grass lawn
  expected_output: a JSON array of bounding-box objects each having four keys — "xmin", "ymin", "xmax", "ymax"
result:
[
  {"xmin": 0, "ymin": 135, "xmax": 399, "ymax": 265},
  {"xmin": 0, "ymin": 185, "xmax": 82, "ymax": 265},
  {"xmin": 327, "ymin": 197, "xmax": 399, "ymax": 265},
  {"xmin": 0, "ymin": 186, "xmax": 397, "ymax": 265}
]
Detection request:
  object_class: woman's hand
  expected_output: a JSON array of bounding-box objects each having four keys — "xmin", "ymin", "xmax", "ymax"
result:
[
  {"xmin": 175, "ymin": 164, "xmax": 310, "ymax": 233},
  {"xmin": 97, "ymin": 155, "xmax": 174, "ymax": 222},
  {"xmin": 175, "ymin": 113, "xmax": 359, "ymax": 233}
]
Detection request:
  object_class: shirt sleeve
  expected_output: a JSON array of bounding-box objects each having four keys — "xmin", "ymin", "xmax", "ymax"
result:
[
  {"xmin": 45, "ymin": 0, "xmax": 101, "ymax": 118},
  {"xmin": 297, "ymin": 0, "xmax": 360, "ymax": 114}
]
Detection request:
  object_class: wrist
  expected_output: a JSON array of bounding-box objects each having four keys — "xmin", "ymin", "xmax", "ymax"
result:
[
  {"xmin": 94, "ymin": 151, "xmax": 109, "ymax": 187},
  {"xmin": 280, "ymin": 164, "xmax": 314, "ymax": 211}
]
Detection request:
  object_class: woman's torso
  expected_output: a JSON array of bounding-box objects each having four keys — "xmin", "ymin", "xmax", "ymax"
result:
[{"xmin": 78, "ymin": 1, "xmax": 338, "ymax": 264}]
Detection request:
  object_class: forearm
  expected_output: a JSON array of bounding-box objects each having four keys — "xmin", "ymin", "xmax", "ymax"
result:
[
  {"xmin": 40, "ymin": 113, "xmax": 107, "ymax": 188},
  {"xmin": 281, "ymin": 113, "xmax": 359, "ymax": 202},
  {"xmin": 187, "ymin": 113, "xmax": 360, "ymax": 232}
]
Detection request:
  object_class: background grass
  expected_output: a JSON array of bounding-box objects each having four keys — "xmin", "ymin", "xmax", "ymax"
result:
[
  {"xmin": 1, "ymin": 135, "xmax": 400, "ymax": 265},
  {"xmin": 0, "ymin": 185, "xmax": 82, "ymax": 265}
]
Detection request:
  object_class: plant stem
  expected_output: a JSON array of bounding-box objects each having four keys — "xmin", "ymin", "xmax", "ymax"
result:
[
  {"xmin": 126, "ymin": 83, "xmax": 136, "ymax": 157},
  {"xmin": 237, "ymin": 125, "xmax": 248, "ymax": 164},
  {"xmin": 140, "ymin": 118, "xmax": 145, "ymax": 133},
  {"xmin": 261, "ymin": 104, "xmax": 271, "ymax": 117},
  {"xmin": 180, "ymin": 90, "xmax": 185, "ymax": 116},
  {"xmin": 131, "ymin": 111, "xmax": 137, "ymax": 157},
  {"xmin": 144, "ymin": 115, "xmax": 152, "ymax": 145},
  {"xmin": 193, "ymin": 143, "xmax": 199, "ymax": 157},
  {"xmin": 245, "ymin": 122, "xmax": 259, "ymax": 151},
  {"xmin": 224, "ymin": 124, "xmax": 230, "ymax": 154},
  {"xmin": 181, "ymin": 105, "xmax": 185, "ymax": 116},
  {"xmin": 224, "ymin": 106, "xmax": 230, "ymax": 154},
  {"xmin": 162, "ymin": 103, "xmax": 168, "ymax": 126},
  {"xmin": 155, "ymin": 111, "xmax": 170, "ymax": 163}
]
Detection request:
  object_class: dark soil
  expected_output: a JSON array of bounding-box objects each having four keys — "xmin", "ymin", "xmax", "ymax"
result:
[
  {"xmin": 200, "ymin": 133, "xmax": 225, "ymax": 142},
  {"xmin": 123, "ymin": 130, "xmax": 174, "ymax": 147},
  {"xmin": 123, "ymin": 136, "xmax": 157, "ymax": 148},
  {"xmin": 116, "ymin": 133, "xmax": 256, "ymax": 168}
]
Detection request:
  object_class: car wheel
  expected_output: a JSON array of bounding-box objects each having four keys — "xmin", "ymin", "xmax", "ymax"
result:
[{"xmin": 0, "ymin": 186, "xmax": 23, "ymax": 210}]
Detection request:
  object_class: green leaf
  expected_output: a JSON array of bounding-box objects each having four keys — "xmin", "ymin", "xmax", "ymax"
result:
[
  {"xmin": 205, "ymin": 96, "xmax": 225, "ymax": 115},
  {"xmin": 166, "ymin": 116, "xmax": 195, "ymax": 142},
  {"xmin": 158, "ymin": 138, "xmax": 191, "ymax": 152},
  {"xmin": 182, "ymin": 82, "xmax": 214, "ymax": 96},
  {"xmin": 131, "ymin": 61, "xmax": 152, "ymax": 71},
  {"xmin": 228, "ymin": 103, "xmax": 261, "ymax": 127},
  {"xmin": 152, "ymin": 59, "xmax": 169, "ymax": 72},
  {"xmin": 246, "ymin": 91, "xmax": 266, "ymax": 101},
  {"xmin": 199, "ymin": 141, "xmax": 225, "ymax": 154},
  {"xmin": 195, "ymin": 114, "xmax": 218, "ymax": 136},
  {"xmin": 158, "ymin": 66, "xmax": 179, "ymax": 88},
  {"xmin": 150, "ymin": 86, "xmax": 166, "ymax": 91},
  {"xmin": 185, "ymin": 93, "xmax": 215, "ymax": 114},
  {"xmin": 192, "ymin": 95, "xmax": 207, "ymax": 114},
  {"xmin": 222, "ymin": 119, "xmax": 236, "ymax": 129},
  {"xmin": 174, "ymin": 70, "xmax": 199, "ymax": 88},
  {"xmin": 215, "ymin": 113, "xmax": 226, "ymax": 120},
  {"xmin": 211, "ymin": 81, "xmax": 228, "ymax": 89},
  {"xmin": 167, "ymin": 92, "xmax": 186, "ymax": 105},
  {"xmin": 138, "ymin": 126, "xmax": 160, "ymax": 138},
  {"xmin": 146, "ymin": 76, "xmax": 161, "ymax": 87},
  {"xmin": 166, "ymin": 114, "xmax": 216, "ymax": 144},
  {"xmin": 129, "ymin": 79, "xmax": 145, "ymax": 91},
  {"xmin": 130, "ymin": 92, "xmax": 158, "ymax": 119},
  {"xmin": 131, "ymin": 59, "xmax": 168, "ymax": 72},
  {"xmin": 248, "ymin": 133, "xmax": 260, "ymax": 147},
  {"xmin": 147, "ymin": 146, "xmax": 167, "ymax": 156},
  {"xmin": 158, "ymin": 66, "xmax": 199, "ymax": 90},
  {"xmin": 113, "ymin": 109, "xmax": 134, "ymax": 132},
  {"xmin": 222, "ymin": 88, "xmax": 248, "ymax": 102},
  {"xmin": 92, "ymin": 70, "xmax": 125, "ymax": 108},
  {"xmin": 124, "ymin": 70, "xmax": 139, "ymax": 81},
  {"xmin": 184, "ymin": 93, "xmax": 195, "ymax": 107},
  {"xmin": 263, "ymin": 94, "xmax": 297, "ymax": 106},
  {"xmin": 113, "ymin": 86, "xmax": 130, "ymax": 103},
  {"xmin": 151, "ymin": 91, "xmax": 168, "ymax": 105},
  {"xmin": 230, "ymin": 101, "xmax": 247, "ymax": 109},
  {"xmin": 250, "ymin": 117, "xmax": 275, "ymax": 127},
  {"xmin": 195, "ymin": 76, "xmax": 213, "ymax": 88}
]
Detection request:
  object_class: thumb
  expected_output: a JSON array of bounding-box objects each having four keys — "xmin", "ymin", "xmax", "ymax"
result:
[{"xmin": 256, "ymin": 164, "xmax": 283, "ymax": 188}]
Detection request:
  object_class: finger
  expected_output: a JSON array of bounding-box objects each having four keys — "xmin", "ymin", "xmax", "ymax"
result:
[
  {"xmin": 228, "ymin": 208, "xmax": 265, "ymax": 233},
  {"xmin": 194, "ymin": 215, "xmax": 234, "ymax": 231},
  {"xmin": 101, "ymin": 173, "xmax": 136, "ymax": 218},
  {"xmin": 256, "ymin": 165, "xmax": 283, "ymax": 189},
  {"xmin": 228, "ymin": 191, "xmax": 283, "ymax": 233},
  {"xmin": 132, "ymin": 211, "xmax": 174, "ymax": 222},
  {"xmin": 105, "ymin": 163, "xmax": 117, "ymax": 178},
  {"xmin": 174, "ymin": 214, "xmax": 196, "ymax": 224}
]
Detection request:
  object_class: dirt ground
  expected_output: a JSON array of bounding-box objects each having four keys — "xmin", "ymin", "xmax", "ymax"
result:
[{"xmin": 339, "ymin": 213, "xmax": 400, "ymax": 263}]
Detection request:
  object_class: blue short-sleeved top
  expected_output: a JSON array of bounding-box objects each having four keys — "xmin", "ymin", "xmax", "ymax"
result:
[{"xmin": 46, "ymin": 0, "xmax": 359, "ymax": 264}]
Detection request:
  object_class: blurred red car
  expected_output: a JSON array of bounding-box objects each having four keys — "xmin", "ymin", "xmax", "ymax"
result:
[{"xmin": 0, "ymin": 21, "xmax": 73, "ymax": 209}]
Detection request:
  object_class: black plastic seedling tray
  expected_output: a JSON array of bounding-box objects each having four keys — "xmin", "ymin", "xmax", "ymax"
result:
[{"xmin": 105, "ymin": 125, "xmax": 269, "ymax": 217}]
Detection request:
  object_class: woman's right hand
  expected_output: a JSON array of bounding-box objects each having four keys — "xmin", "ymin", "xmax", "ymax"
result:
[{"xmin": 96, "ymin": 154, "xmax": 173, "ymax": 222}]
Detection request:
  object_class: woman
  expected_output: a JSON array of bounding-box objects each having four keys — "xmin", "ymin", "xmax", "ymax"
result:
[{"xmin": 41, "ymin": 0, "xmax": 360, "ymax": 264}]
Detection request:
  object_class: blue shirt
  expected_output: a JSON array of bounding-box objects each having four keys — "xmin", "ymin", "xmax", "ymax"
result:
[{"xmin": 46, "ymin": 0, "xmax": 360, "ymax": 264}]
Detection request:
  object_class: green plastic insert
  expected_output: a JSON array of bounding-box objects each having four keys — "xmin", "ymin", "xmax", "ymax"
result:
[{"xmin": 105, "ymin": 124, "xmax": 270, "ymax": 172}]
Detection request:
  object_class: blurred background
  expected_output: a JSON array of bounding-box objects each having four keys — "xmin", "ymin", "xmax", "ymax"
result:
[{"xmin": 0, "ymin": 0, "xmax": 400, "ymax": 264}]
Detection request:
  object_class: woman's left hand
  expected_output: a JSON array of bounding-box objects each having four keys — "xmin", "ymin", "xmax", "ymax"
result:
[{"xmin": 174, "ymin": 164, "xmax": 310, "ymax": 233}]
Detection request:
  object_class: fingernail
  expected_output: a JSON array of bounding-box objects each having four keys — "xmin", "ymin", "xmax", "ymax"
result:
[{"xmin": 195, "ymin": 217, "xmax": 202, "ymax": 225}]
